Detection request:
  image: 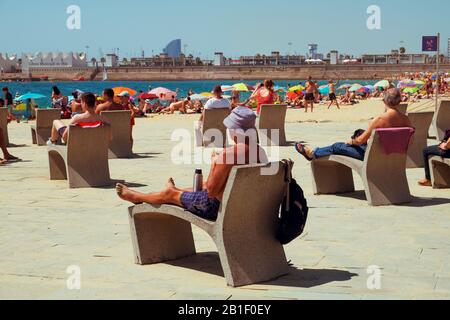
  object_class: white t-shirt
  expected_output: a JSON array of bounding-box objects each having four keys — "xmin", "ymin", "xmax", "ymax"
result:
[{"xmin": 204, "ymin": 97, "xmax": 231, "ymax": 110}]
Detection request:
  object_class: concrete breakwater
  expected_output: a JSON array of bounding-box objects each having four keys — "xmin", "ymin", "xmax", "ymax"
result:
[{"xmin": 8, "ymin": 64, "xmax": 450, "ymax": 81}]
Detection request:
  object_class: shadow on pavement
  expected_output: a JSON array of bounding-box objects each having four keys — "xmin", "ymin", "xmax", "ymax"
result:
[{"xmin": 166, "ymin": 252, "xmax": 358, "ymax": 289}]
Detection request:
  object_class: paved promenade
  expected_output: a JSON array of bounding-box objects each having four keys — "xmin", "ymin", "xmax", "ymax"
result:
[{"xmin": 1, "ymin": 101, "xmax": 449, "ymax": 300}]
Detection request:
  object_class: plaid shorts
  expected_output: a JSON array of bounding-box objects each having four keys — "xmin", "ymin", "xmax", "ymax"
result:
[{"xmin": 181, "ymin": 190, "xmax": 221, "ymax": 221}]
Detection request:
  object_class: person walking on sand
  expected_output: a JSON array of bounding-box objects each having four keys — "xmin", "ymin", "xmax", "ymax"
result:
[
  {"xmin": 327, "ymin": 79, "xmax": 340, "ymax": 110},
  {"xmin": 304, "ymin": 76, "xmax": 316, "ymax": 113}
]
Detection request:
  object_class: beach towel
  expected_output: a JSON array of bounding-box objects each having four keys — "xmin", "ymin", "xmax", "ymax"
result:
[
  {"xmin": 376, "ymin": 127, "xmax": 415, "ymax": 155},
  {"xmin": 76, "ymin": 121, "xmax": 104, "ymax": 129}
]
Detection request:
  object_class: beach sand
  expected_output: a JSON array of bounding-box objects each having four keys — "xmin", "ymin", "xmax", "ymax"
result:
[{"xmin": 0, "ymin": 98, "xmax": 449, "ymax": 300}]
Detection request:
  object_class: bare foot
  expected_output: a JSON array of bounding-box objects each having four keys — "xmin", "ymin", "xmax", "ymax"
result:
[
  {"xmin": 5, "ymin": 155, "xmax": 20, "ymax": 162},
  {"xmin": 0, "ymin": 159, "xmax": 6, "ymax": 165},
  {"xmin": 167, "ymin": 178, "xmax": 176, "ymax": 189},
  {"xmin": 116, "ymin": 183, "xmax": 142, "ymax": 204},
  {"xmin": 418, "ymin": 179, "xmax": 432, "ymax": 187}
]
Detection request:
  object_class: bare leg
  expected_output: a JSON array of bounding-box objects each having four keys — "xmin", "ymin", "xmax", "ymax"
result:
[
  {"xmin": 0, "ymin": 128, "xmax": 18, "ymax": 160},
  {"xmin": 116, "ymin": 179, "xmax": 183, "ymax": 206},
  {"xmin": 50, "ymin": 120, "xmax": 66, "ymax": 142}
]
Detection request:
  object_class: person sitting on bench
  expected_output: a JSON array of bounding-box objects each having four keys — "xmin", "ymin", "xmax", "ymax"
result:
[
  {"xmin": 116, "ymin": 107, "xmax": 268, "ymax": 221},
  {"xmin": 47, "ymin": 93, "xmax": 111, "ymax": 146},
  {"xmin": 418, "ymin": 129, "xmax": 450, "ymax": 187},
  {"xmin": 294, "ymin": 88, "xmax": 412, "ymax": 161}
]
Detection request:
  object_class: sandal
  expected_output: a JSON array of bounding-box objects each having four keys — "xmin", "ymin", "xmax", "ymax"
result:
[{"xmin": 295, "ymin": 143, "xmax": 314, "ymax": 162}]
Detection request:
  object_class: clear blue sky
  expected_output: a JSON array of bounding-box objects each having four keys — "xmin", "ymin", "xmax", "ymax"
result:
[{"xmin": 1, "ymin": 0, "xmax": 448, "ymax": 59}]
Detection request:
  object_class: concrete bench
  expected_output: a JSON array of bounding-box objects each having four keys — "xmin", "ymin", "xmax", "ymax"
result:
[
  {"xmin": 101, "ymin": 110, "xmax": 133, "ymax": 159},
  {"xmin": 430, "ymin": 156, "xmax": 450, "ymax": 189},
  {"xmin": 195, "ymin": 108, "xmax": 230, "ymax": 148},
  {"xmin": 258, "ymin": 104, "xmax": 288, "ymax": 146},
  {"xmin": 48, "ymin": 124, "xmax": 112, "ymax": 188},
  {"xmin": 407, "ymin": 112, "xmax": 434, "ymax": 168},
  {"xmin": 31, "ymin": 109, "xmax": 61, "ymax": 146},
  {"xmin": 433, "ymin": 100, "xmax": 450, "ymax": 141},
  {"xmin": 397, "ymin": 103, "xmax": 408, "ymax": 115},
  {"xmin": 311, "ymin": 128, "xmax": 415, "ymax": 206},
  {"xmin": 128, "ymin": 162, "xmax": 289, "ymax": 287},
  {"xmin": 0, "ymin": 107, "xmax": 10, "ymax": 146}
]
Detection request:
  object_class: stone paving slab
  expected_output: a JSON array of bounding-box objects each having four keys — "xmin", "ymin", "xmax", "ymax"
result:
[{"xmin": 1, "ymin": 105, "xmax": 449, "ymax": 300}]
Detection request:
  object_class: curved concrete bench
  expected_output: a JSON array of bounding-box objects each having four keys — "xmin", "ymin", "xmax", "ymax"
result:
[
  {"xmin": 312, "ymin": 128, "xmax": 415, "ymax": 206},
  {"xmin": 430, "ymin": 156, "xmax": 450, "ymax": 189},
  {"xmin": 128, "ymin": 162, "xmax": 289, "ymax": 287},
  {"xmin": 407, "ymin": 112, "xmax": 434, "ymax": 168},
  {"xmin": 0, "ymin": 107, "xmax": 9, "ymax": 146},
  {"xmin": 195, "ymin": 108, "xmax": 230, "ymax": 148},
  {"xmin": 31, "ymin": 109, "xmax": 61, "ymax": 146},
  {"xmin": 433, "ymin": 100, "xmax": 450, "ymax": 141},
  {"xmin": 258, "ymin": 104, "xmax": 288, "ymax": 146},
  {"xmin": 101, "ymin": 110, "xmax": 133, "ymax": 159},
  {"xmin": 48, "ymin": 124, "xmax": 112, "ymax": 188}
]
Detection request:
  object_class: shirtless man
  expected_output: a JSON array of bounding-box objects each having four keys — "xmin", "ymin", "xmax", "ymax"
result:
[
  {"xmin": 47, "ymin": 93, "xmax": 111, "ymax": 145},
  {"xmin": 327, "ymin": 79, "xmax": 340, "ymax": 110},
  {"xmin": 95, "ymin": 88, "xmax": 124, "ymax": 114},
  {"xmin": 116, "ymin": 107, "xmax": 268, "ymax": 221},
  {"xmin": 304, "ymin": 76, "xmax": 316, "ymax": 113},
  {"xmin": 70, "ymin": 90, "xmax": 83, "ymax": 116},
  {"xmin": 295, "ymin": 89, "xmax": 412, "ymax": 162}
]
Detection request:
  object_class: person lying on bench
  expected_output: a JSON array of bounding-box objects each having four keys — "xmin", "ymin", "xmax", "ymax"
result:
[
  {"xmin": 47, "ymin": 93, "xmax": 111, "ymax": 146},
  {"xmin": 116, "ymin": 107, "xmax": 268, "ymax": 221},
  {"xmin": 418, "ymin": 129, "xmax": 450, "ymax": 187},
  {"xmin": 295, "ymin": 88, "xmax": 412, "ymax": 161}
]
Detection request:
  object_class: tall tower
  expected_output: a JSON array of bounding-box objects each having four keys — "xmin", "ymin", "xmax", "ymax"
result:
[{"xmin": 308, "ymin": 44, "xmax": 318, "ymax": 59}]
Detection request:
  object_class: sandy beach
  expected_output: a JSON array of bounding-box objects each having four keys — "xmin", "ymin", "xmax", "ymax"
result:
[{"xmin": 1, "ymin": 98, "xmax": 449, "ymax": 300}]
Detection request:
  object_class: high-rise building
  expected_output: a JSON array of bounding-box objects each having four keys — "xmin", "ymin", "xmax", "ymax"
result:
[
  {"xmin": 308, "ymin": 44, "xmax": 318, "ymax": 58},
  {"xmin": 163, "ymin": 39, "xmax": 182, "ymax": 58}
]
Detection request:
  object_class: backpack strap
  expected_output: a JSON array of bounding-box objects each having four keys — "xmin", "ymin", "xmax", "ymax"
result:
[{"xmin": 282, "ymin": 159, "xmax": 294, "ymax": 212}]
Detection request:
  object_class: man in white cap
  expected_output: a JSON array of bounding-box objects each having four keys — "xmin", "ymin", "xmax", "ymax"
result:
[{"xmin": 116, "ymin": 107, "xmax": 268, "ymax": 221}]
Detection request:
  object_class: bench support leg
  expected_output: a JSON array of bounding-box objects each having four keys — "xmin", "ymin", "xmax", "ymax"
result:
[
  {"xmin": 311, "ymin": 161, "xmax": 355, "ymax": 195},
  {"xmin": 431, "ymin": 161, "xmax": 450, "ymax": 189},
  {"xmin": 129, "ymin": 213, "xmax": 196, "ymax": 265}
]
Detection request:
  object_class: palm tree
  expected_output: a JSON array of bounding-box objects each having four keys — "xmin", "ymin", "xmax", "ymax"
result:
[
  {"xmin": 400, "ymin": 47, "xmax": 406, "ymax": 54},
  {"xmin": 100, "ymin": 57, "xmax": 106, "ymax": 67},
  {"xmin": 90, "ymin": 58, "xmax": 97, "ymax": 67}
]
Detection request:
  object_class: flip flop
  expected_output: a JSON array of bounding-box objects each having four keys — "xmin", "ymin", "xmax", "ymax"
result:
[
  {"xmin": 295, "ymin": 143, "xmax": 314, "ymax": 162},
  {"xmin": 5, "ymin": 156, "xmax": 20, "ymax": 162}
]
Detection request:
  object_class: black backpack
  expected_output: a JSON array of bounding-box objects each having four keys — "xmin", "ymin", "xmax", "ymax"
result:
[{"xmin": 276, "ymin": 160, "xmax": 309, "ymax": 245}]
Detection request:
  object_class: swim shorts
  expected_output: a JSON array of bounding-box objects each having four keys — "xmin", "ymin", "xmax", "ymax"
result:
[
  {"xmin": 305, "ymin": 93, "xmax": 315, "ymax": 101},
  {"xmin": 181, "ymin": 190, "xmax": 221, "ymax": 221}
]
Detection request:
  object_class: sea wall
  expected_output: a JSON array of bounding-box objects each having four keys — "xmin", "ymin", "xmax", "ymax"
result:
[{"xmin": 14, "ymin": 64, "xmax": 450, "ymax": 81}]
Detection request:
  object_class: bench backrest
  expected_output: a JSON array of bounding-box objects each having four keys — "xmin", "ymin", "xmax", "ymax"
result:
[
  {"xmin": 66, "ymin": 124, "xmax": 111, "ymax": 171},
  {"xmin": 36, "ymin": 108, "xmax": 61, "ymax": 130},
  {"xmin": 408, "ymin": 112, "xmax": 434, "ymax": 139},
  {"xmin": 203, "ymin": 108, "xmax": 230, "ymax": 147},
  {"xmin": 100, "ymin": 110, "xmax": 132, "ymax": 155},
  {"xmin": 218, "ymin": 162, "xmax": 285, "ymax": 235},
  {"xmin": 434, "ymin": 100, "xmax": 450, "ymax": 140},
  {"xmin": 364, "ymin": 128, "xmax": 415, "ymax": 171},
  {"xmin": 0, "ymin": 107, "xmax": 9, "ymax": 145},
  {"xmin": 258, "ymin": 104, "xmax": 287, "ymax": 146}
]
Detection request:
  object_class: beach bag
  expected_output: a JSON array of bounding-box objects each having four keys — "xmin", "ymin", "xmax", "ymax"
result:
[
  {"xmin": 276, "ymin": 160, "xmax": 309, "ymax": 245},
  {"xmin": 443, "ymin": 129, "xmax": 450, "ymax": 142}
]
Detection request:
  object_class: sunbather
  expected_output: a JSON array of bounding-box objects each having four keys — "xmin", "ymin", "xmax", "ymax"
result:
[
  {"xmin": 116, "ymin": 107, "xmax": 268, "ymax": 221},
  {"xmin": 418, "ymin": 129, "xmax": 450, "ymax": 187},
  {"xmin": 295, "ymin": 88, "xmax": 412, "ymax": 162},
  {"xmin": 47, "ymin": 93, "xmax": 111, "ymax": 145}
]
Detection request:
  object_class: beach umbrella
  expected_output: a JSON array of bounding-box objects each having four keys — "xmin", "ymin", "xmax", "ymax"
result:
[
  {"xmin": 221, "ymin": 85, "xmax": 234, "ymax": 92},
  {"xmin": 190, "ymin": 94, "xmax": 210, "ymax": 101},
  {"xmin": 414, "ymin": 80, "xmax": 425, "ymax": 87},
  {"xmin": 403, "ymin": 87, "xmax": 419, "ymax": 94},
  {"xmin": 113, "ymin": 87, "xmax": 137, "ymax": 96},
  {"xmin": 286, "ymin": 92, "xmax": 299, "ymax": 100},
  {"xmin": 364, "ymin": 85, "xmax": 375, "ymax": 91},
  {"xmin": 137, "ymin": 92, "xmax": 157, "ymax": 100},
  {"xmin": 149, "ymin": 87, "xmax": 177, "ymax": 100},
  {"xmin": 374, "ymin": 80, "xmax": 390, "ymax": 89},
  {"xmin": 397, "ymin": 79, "xmax": 417, "ymax": 89},
  {"xmin": 338, "ymin": 84, "xmax": 352, "ymax": 90},
  {"xmin": 289, "ymin": 85, "xmax": 305, "ymax": 92},
  {"xmin": 200, "ymin": 92, "xmax": 214, "ymax": 98},
  {"xmin": 232, "ymin": 83, "xmax": 254, "ymax": 92},
  {"xmin": 14, "ymin": 93, "xmax": 46, "ymax": 101},
  {"xmin": 318, "ymin": 85, "xmax": 330, "ymax": 95},
  {"xmin": 349, "ymin": 84, "xmax": 363, "ymax": 92},
  {"xmin": 274, "ymin": 86, "xmax": 286, "ymax": 92}
]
